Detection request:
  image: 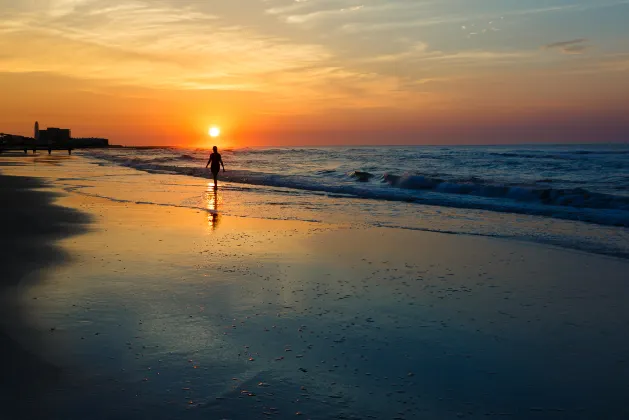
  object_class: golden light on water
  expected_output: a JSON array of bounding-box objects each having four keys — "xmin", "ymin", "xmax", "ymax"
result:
[
  {"xmin": 209, "ymin": 126, "xmax": 221, "ymax": 138},
  {"xmin": 206, "ymin": 185, "xmax": 221, "ymax": 230}
]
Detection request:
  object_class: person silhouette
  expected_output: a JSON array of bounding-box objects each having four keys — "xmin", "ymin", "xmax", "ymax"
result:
[{"xmin": 205, "ymin": 146, "xmax": 225, "ymax": 187}]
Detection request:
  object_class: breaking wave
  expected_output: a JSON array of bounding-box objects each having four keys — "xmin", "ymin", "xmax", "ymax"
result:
[
  {"xmin": 383, "ymin": 173, "xmax": 629, "ymax": 212},
  {"xmin": 85, "ymin": 151, "xmax": 629, "ymax": 228}
]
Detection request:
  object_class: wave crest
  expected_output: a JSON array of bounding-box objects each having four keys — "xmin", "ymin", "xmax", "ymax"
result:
[{"xmin": 84, "ymin": 151, "xmax": 629, "ymax": 228}]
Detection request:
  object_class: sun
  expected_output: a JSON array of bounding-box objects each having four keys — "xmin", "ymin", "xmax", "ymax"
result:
[{"xmin": 209, "ymin": 126, "xmax": 221, "ymax": 138}]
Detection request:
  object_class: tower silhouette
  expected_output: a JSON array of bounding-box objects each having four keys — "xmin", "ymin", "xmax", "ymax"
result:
[{"xmin": 34, "ymin": 121, "xmax": 39, "ymax": 141}]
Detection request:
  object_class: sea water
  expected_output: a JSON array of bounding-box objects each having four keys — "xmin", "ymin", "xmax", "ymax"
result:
[{"xmin": 82, "ymin": 144, "xmax": 629, "ymax": 258}]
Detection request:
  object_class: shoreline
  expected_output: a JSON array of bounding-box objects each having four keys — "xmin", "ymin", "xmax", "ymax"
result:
[
  {"xmin": 0, "ymin": 164, "xmax": 90, "ymax": 418},
  {"xmin": 78, "ymin": 148, "xmax": 629, "ymax": 259},
  {"xmin": 87, "ymin": 154, "xmax": 629, "ymax": 229}
]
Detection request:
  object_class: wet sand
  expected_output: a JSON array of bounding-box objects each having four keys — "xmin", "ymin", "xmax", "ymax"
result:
[
  {"xmin": 2, "ymin": 155, "xmax": 629, "ymax": 419},
  {"xmin": 0, "ymin": 163, "xmax": 89, "ymax": 419}
]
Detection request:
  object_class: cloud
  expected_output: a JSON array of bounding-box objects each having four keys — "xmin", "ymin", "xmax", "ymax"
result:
[
  {"xmin": 284, "ymin": 6, "xmax": 365, "ymax": 25},
  {"xmin": 337, "ymin": 1, "xmax": 629, "ymax": 34},
  {"xmin": 366, "ymin": 42, "xmax": 429, "ymax": 62},
  {"xmin": 543, "ymin": 39, "xmax": 590, "ymax": 55},
  {"xmin": 568, "ymin": 53, "xmax": 629, "ymax": 74},
  {"xmin": 0, "ymin": 0, "xmax": 447, "ymax": 112},
  {"xmin": 363, "ymin": 42, "xmax": 532, "ymax": 65},
  {"xmin": 270, "ymin": 2, "xmax": 434, "ymax": 26},
  {"xmin": 0, "ymin": 0, "xmax": 332, "ymax": 93},
  {"xmin": 423, "ymin": 51, "xmax": 533, "ymax": 62},
  {"xmin": 48, "ymin": 0, "xmax": 97, "ymax": 17}
]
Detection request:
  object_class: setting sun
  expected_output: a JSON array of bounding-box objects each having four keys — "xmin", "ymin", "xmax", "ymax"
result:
[{"xmin": 209, "ymin": 126, "xmax": 221, "ymax": 138}]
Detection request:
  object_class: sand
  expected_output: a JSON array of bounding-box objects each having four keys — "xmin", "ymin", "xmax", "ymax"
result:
[
  {"xmin": 1, "ymin": 155, "xmax": 629, "ymax": 420},
  {"xmin": 0, "ymin": 162, "xmax": 89, "ymax": 418}
]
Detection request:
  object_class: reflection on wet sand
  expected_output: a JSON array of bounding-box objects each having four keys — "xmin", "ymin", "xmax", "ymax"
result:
[
  {"xmin": 207, "ymin": 185, "xmax": 221, "ymax": 230},
  {"xmin": 33, "ymin": 155, "xmax": 73, "ymax": 166}
]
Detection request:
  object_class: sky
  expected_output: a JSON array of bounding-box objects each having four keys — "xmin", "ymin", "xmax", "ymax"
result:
[{"xmin": 1, "ymin": 0, "xmax": 628, "ymax": 147}]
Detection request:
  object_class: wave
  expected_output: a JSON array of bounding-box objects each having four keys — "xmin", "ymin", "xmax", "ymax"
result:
[
  {"xmin": 349, "ymin": 171, "xmax": 375, "ymax": 182},
  {"xmin": 570, "ymin": 150, "xmax": 629, "ymax": 155},
  {"xmin": 235, "ymin": 147, "xmax": 325, "ymax": 156},
  {"xmin": 84, "ymin": 152, "xmax": 629, "ymax": 228},
  {"xmin": 179, "ymin": 154, "xmax": 197, "ymax": 160},
  {"xmin": 375, "ymin": 223, "xmax": 629, "ymax": 260},
  {"xmin": 384, "ymin": 173, "xmax": 629, "ymax": 211},
  {"xmin": 489, "ymin": 150, "xmax": 629, "ymax": 160},
  {"xmin": 489, "ymin": 152, "xmax": 568, "ymax": 159},
  {"xmin": 130, "ymin": 156, "xmax": 175, "ymax": 164},
  {"xmin": 117, "ymin": 153, "xmax": 201, "ymax": 164}
]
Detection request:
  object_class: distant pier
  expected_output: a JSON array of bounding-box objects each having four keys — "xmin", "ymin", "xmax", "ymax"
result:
[{"xmin": 0, "ymin": 122, "xmax": 109, "ymax": 154}]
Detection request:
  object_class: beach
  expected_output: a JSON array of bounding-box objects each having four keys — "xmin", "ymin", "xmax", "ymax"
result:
[
  {"xmin": 1, "ymin": 154, "xmax": 629, "ymax": 419},
  {"xmin": 0, "ymin": 159, "xmax": 89, "ymax": 418}
]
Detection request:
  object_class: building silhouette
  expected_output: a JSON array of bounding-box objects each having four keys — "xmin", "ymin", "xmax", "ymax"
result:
[
  {"xmin": 1, "ymin": 122, "xmax": 109, "ymax": 152},
  {"xmin": 38, "ymin": 127, "xmax": 71, "ymax": 146}
]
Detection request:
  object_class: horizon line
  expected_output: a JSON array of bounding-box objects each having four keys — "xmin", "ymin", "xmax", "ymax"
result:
[{"xmin": 116, "ymin": 141, "xmax": 629, "ymax": 149}]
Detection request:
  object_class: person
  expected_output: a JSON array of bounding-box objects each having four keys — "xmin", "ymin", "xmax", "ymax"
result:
[{"xmin": 205, "ymin": 146, "xmax": 225, "ymax": 187}]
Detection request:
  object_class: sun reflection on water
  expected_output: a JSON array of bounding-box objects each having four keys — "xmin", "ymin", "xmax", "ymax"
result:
[{"xmin": 206, "ymin": 184, "xmax": 222, "ymax": 230}]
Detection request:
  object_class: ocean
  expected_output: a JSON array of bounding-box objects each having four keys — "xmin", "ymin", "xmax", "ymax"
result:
[{"xmin": 82, "ymin": 144, "xmax": 629, "ymax": 258}]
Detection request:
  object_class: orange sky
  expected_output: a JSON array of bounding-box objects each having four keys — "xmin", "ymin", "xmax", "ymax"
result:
[{"xmin": 1, "ymin": 0, "xmax": 628, "ymax": 146}]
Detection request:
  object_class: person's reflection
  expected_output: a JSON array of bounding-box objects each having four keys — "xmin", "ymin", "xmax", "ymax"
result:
[{"xmin": 207, "ymin": 185, "xmax": 221, "ymax": 230}]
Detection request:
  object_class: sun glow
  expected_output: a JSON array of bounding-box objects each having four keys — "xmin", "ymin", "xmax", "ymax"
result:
[{"xmin": 209, "ymin": 126, "xmax": 221, "ymax": 138}]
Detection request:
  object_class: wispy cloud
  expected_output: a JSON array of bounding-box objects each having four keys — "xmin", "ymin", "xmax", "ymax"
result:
[
  {"xmin": 0, "ymin": 0, "xmax": 451, "ymax": 112},
  {"xmin": 336, "ymin": 1, "xmax": 629, "ymax": 33},
  {"xmin": 0, "ymin": 1, "xmax": 331, "ymax": 93},
  {"xmin": 366, "ymin": 42, "xmax": 430, "ymax": 62},
  {"xmin": 363, "ymin": 42, "xmax": 532, "ymax": 66},
  {"xmin": 543, "ymin": 39, "xmax": 590, "ymax": 55},
  {"xmin": 423, "ymin": 51, "xmax": 533, "ymax": 62},
  {"xmin": 284, "ymin": 5, "xmax": 365, "ymax": 24},
  {"xmin": 268, "ymin": 2, "xmax": 436, "ymax": 25},
  {"xmin": 568, "ymin": 53, "xmax": 629, "ymax": 74}
]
